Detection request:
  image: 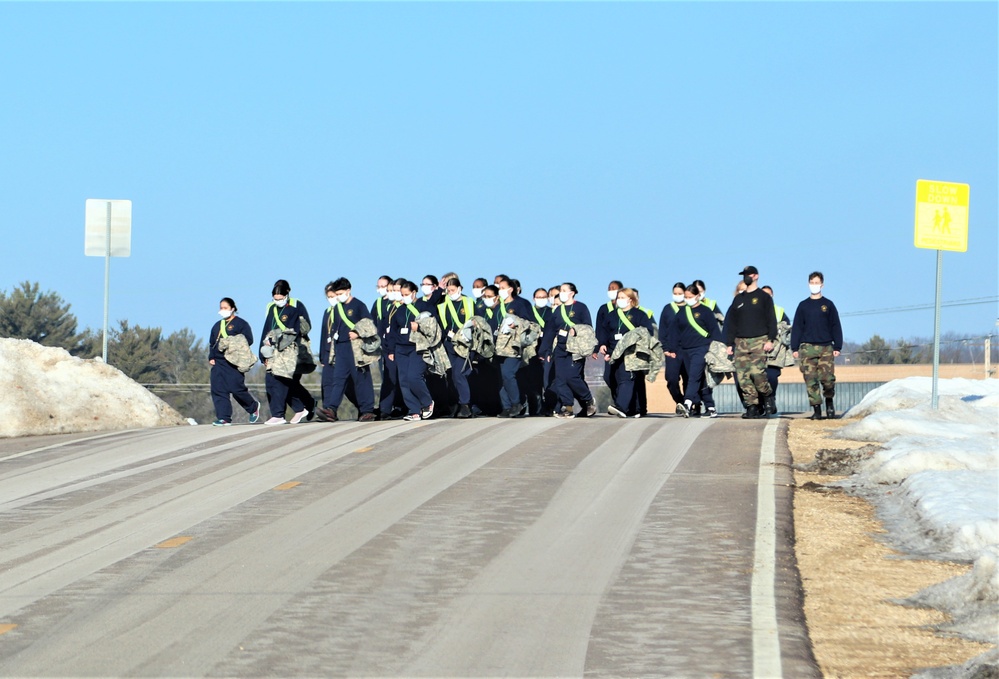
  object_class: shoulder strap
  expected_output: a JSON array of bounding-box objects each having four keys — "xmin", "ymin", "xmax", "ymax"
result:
[
  {"xmin": 685, "ymin": 306, "xmax": 710, "ymax": 338},
  {"xmin": 333, "ymin": 303, "xmax": 357, "ymax": 330},
  {"xmin": 532, "ymin": 305, "xmax": 546, "ymax": 328},
  {"xmin": 560, "ymin": 304, "xmax": 576, "ymax": 328},
  {"xmin": 268, "ymin": 303, "xmax": 288, "ymax": 332},
  {"xmin": 617, "ymin": 308, "xmax": 636, "ymax": 332}
]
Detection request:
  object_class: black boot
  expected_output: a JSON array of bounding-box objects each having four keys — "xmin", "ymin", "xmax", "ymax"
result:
[
  {"xmin": 742, "ymin": 404, "xmax": 761, "ymax": 419},
  {"xmin": 764, "ymin": 394, "xmax": 777, "ymax": 417},
  {"xmin": 825, "ymin": 398, "xmax": 836, "ymax": 420},
  {"xmin": 809, "ymin": 404, "xmax": 823, "ymax": 420}
]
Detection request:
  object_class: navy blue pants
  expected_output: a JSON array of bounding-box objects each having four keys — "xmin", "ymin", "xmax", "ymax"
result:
[
  {"xmin": 680, "ymin": 347, "xmax": 714, "ymax": 407},
  {"xmin": 612, "ymin": 360, "xmax": 647, "ymax": 415},
  {"xmin": 499, "ymin": 357, "xmax": 524, "ymax": 411},
  {"xmin": 470, "ymin": 358, "xmax": 502, "ymax": 416},
  {"xmin": 664, "ymin": 354, "xmax": 687, "ymax": 405},
  {"xmin": 543, "ymin": 356, "xmax": 558, "ymax": 413},
  {"xmin": 552, "ymin": 347, "xmax": 592, "ymax": 408},
  {"xmin": 446, "ymin": 343, "xmax": 471, "ymax": 405},
  {"xmin": 523, "ymin": 356, "xmax": 546, "ymax": 415},
  {"xmin": 265, "ymin": 370, "xmax": 315, "ymax": 418},
  {"xmin": 379, "ymin": 355, "xmax": 402, "ymax": 415},
  {"xmin": 210, "ymin": 361, "xmax": 257, "ymax": 421},
  {"xmin": 766, "ymin": 366, "xmax": 781, "ymax": 398},
  {"xmin": 602, "ymin": 360, "xmax": 617, "ymax": 402},
  {"xmin": 323, "ymin": 342, "xmax": 375, "ymax": 414},
  {"xmin": 395, "ymin": 350, "xmax": 431, "ymax": 414}
]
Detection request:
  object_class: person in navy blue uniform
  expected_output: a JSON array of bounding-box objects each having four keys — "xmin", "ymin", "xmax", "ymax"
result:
[
  {"xmin": 438, "ymin": 277, "xmax": 476, "ymax": 418},
  {"xmin": 387, "ymin": 280, "xmax": 435, "ymax": 421},
  {"xmin": 259, "ymin": 280, "xmax": 316, "ymax": 425},
  {"xmin": 495, "ymin": 276, "xmax": 533, "ymax": 417},
  {"xmin": 524, "ymin": 287, "xmax": 553, "ymax": 416},
  {"xmin": 665, "ymin": 284, "xmax": 723, "ymax": 418},
  {"xmin": 658, "ymin": 282, "xmax": 689, "ymax": 415},
  {"xmin": 208, "ymin": 297, "xmax": 260, "ymax": 426},
  {"xmin": 603, "ymin": 288, "xmax": 655, "ymax": 418},
  {"xmin": 542, "ymin": 282, "xmax": 596, "ymax": 418},
  {"xmin": 595, "ymin": 280, "xmax": 624, "ymax": 402},
  {"xmin": 316, "ymin": 278, "xmax": 376, "ymax": 423},
  {"xmin": 469, "ymin": 284, "xmax": 502, "ymax": 416},
  {"xmin": 377, "ymin": 279, "xmax": 407, "ymax": 419}
]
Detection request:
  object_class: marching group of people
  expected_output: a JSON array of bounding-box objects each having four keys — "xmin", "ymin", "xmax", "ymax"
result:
[{"xmin": 207, "ymin": 267, "xmax": 844, "ymax": 427}]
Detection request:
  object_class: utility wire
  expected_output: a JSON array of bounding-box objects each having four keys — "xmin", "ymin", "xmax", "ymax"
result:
[{"xmin": 841, "ymin": 296, "xmax": 998, "ymax": 317}]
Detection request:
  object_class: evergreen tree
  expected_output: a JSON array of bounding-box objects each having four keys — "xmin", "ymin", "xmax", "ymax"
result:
[
  {"xmin": 0, "ymin": 281, "xmax": 86, "ymax": 352},
  {"xmin": 858, "ymin": 334, "xmax": 892, "ymax": 364}
]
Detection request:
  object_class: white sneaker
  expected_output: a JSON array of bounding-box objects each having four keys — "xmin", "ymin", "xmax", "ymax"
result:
[
  {"xmin": 607, "ymin": 405, "xmax": 627, "ymax": 418},
  {"xmin": 264, "ymin": 417, "xmax": 286, "ymax": 426},
  {"xmin": 403, "ymin": 413, "xmax": 421, "ymax": 422},
  {"xmin": 289, "ymin": 409, "xmax": 310, "ymax": 424},
  {"xmin": 678, "ymin": 400, "xmax": 691, "ymax": 418},
  {"xmin": 421, "ymin": 401, "xmax": 435, "ymax": 419}
]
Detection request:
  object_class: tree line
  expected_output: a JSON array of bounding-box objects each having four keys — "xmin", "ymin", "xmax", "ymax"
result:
[{"xmin": 2, "ymin": 281, "xmax": 995, "ymax": 420}]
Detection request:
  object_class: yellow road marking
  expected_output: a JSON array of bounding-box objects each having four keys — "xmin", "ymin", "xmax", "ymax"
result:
[
  {"xmin": 0, "ymin": 624, "xmax": 17, "ymax": 635},
  {"xmin": 155, "ymin": 536, "xmax": 192, "ymax": 549},
  {"xmin": 273, "ymin": 481, "xmax": 301, "ymax": 490},
  {"xmin": 353, "ymin": 446, "xmax": 374, "ymax": 454}
]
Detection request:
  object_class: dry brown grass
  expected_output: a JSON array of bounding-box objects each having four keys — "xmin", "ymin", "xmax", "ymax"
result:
[{"xmin": 788, "ymin": 418, "xmax": 990, "ymax": 677}]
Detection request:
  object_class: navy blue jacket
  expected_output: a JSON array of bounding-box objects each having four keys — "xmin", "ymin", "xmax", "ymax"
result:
[
  {"xmin": 476, "ymin": 303, "xmax": 501, "ymax": 333},
  {"xmin": 603, "ymin": 306, "xmax": 655, "ymax": 354},
  {"xmin": 595, "ymin": 300, "xmax": 617, "ymax": 346},
  {"xmin": 320, "ymin": 297, "xmax": 371, "ymax": 364},
  {"xmin": 438, "ymin": 294, "xmax": 476, "ymax": 336},
  {"xmin": 790, "ymin": 297, "xmax": 843, "ymax": 351},
  {"xmin": 259, "ymin": 299, "xmax": 311, "ymax": 360},
  {"xmin": 542, "ymin": 300, "xmax": 592, "ymax": 353},
  {"xmin": 387, "ymin": 299, "xmax": 433, "ymax": 354},
  {"xmin": 209, "ymin": 315, "xmax": 253, "ymax": 364},
  {"xmin": 666, "ymin": 303, "xmax": 722, "ymax": 353},
  {"xmin": 499, "ymin": 295, "xmax": 533, "ymax": 322},
  {"xmin": 658, "ymin": 302, "xmax": 683, "ymax": 346}
]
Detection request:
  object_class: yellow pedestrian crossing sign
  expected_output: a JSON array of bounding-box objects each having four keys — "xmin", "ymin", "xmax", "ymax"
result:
[{"xmin": 914, "ymin": 179, "xmax": 969, "ymax": 252}]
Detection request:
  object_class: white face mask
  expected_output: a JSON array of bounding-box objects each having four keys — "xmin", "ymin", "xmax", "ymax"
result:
[
  {"xmin": 559, "ymin": 291, "xmax": 570, "ymax": 303},
  {"xmin": 327, "ymin": 296, "xmax": 337, "ymax": 307},
  {"xmin": 388, "ymin": 291, "xmax": 401, "ymax": 302},
  {"xmin": 483, "ymin": 297, "xmax": 496, "ymax": 308},
  {"xmin": 498, "ymin": 288, "xmax": 511, "ymax": 300},
  {"xmin": 401, "ymin": 294, "xmax": 414, "ymax": 305},
  {"xmin": 274, "ymin": 298, "xmax": 288, "ymax": 308},
  {"xmin": 535, "ymin": 298, "xmax": 548, "ymax": 308},
  {"xmin": 449, "ymin": 291, "xmax": 462, "ymax": 301},
  {"xmin": 377, "ymin": 287, "xmax": 388, "ymax": 297},
  {"xmin": 685, "ymin": 297, "xmax": 699, "ymax": 306},
  {"xmin": 672, "ymin": 294, "xmax": 685, "ymax": 304},
  {"xmin": 421, "ymin": 285, "xmax": 434, "ymax": 297},
  {"xmin": 472, "ymin": 287, "xmax": 484, "ymax": 299},
  {"xmin": 336, "ymin": 292, "xmax": 349, "ymax": 304},
  {"xmin": 809, "ymin": 284, "xmax": 822, "ymax": 295},
  {"xmin": 219, "ymin": 309, "xmax": 233, "ymax": 319},
  {"xmin": 607, "ymin": 290, "xmax": 619, "ymax": 301},
  {"xmin": 616, "ymin": 299, "xmax": 630, "ymax": 309}
]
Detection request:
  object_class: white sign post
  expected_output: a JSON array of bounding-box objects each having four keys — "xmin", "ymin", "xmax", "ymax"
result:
[{"xmin": 85, "ymin": 199, "xmax": 132, "ymax": 363}]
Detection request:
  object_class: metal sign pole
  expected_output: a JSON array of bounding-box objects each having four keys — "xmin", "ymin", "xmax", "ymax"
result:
[
  {"xmin": 103, "ymin": 201, "xmax": 111, "ymax": 363},
  {"xmin": 931, "ymin": 249, "xmax": 942, "ymax": 409}
]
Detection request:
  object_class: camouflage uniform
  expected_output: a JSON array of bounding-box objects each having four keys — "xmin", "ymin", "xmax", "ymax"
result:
[
  {"xmin": 797, "ymin": 342, "xmax": 835, "ymax": 406},
  {"xmin": 733, "ymin": 335, "xmax": 773, "ymax": 406}
]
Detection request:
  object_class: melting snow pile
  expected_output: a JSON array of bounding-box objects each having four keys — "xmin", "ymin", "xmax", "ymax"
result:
[
  {"xmin": 0, "ymin": 338, "xmax": 187, "ymax": 438},
  {"xmin": 838, "ymin": 377, "xmax": 999, "ymax": 676}
]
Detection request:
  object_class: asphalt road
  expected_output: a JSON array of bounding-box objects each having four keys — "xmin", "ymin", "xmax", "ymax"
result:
[{"xmin": 0, "ymin": 416, "xmax": 818, "ymax": 678}]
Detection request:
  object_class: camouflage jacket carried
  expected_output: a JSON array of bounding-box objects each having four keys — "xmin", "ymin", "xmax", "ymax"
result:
[
  {"xmin": 217, "ymin": 334, "xmax": 257, "ymax": 373},
  {"xmin": 565, "ymin": 324, "xmax": 598, "ymax": 362},
  {"xmin": 704, "ymin": 339, "xmax": 736, "ymax": 388},
  {"xmin": 413, "ymin": 315, "xmax": 449, "ymax": 377},
  {"xmin": 495, "ymin": 315, "xmax": 543, "ymax": 364},
  {"xmin": 453, "ymin": 316, "xmax": 495, "ymax": 361},
  {"xmin": 609, "ymin": 327, "xmax": 665, "ymax": 382},
  {"xmin": 767, "ymin": 317, "xmax": 796, "ymax": 369},
  {"xmin": 349, "ymin": 317, "xmax": 382, "ymax": 368}
]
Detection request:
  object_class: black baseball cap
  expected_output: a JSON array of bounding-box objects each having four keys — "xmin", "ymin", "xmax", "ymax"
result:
[{"xmin": 739, "ymin": 265, "xmax": 758, "ymax": 276}]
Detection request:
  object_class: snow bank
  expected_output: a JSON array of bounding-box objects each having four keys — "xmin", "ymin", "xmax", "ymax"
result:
[
  {"xmin": 0, "ymin": 338, "xmax": 186, "ymax": 438},
  {"xmin": 832, "ymin": 376, "xmax": 999, "ymax": 674}
]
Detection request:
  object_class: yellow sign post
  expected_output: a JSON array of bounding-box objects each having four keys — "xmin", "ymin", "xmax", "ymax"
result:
[
  {"xmin": 914, "ymin": 179, "xmax": 970, "ymax": 409},
  {"xmin": 915, "ymin": 180, "xmax": 969, "ymax": 252}
]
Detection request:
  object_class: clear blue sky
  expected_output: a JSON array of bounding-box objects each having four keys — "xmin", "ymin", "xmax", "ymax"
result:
[{"xmin": 2, "ymin": 2, "xmax": 996, "ymax": 347}]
